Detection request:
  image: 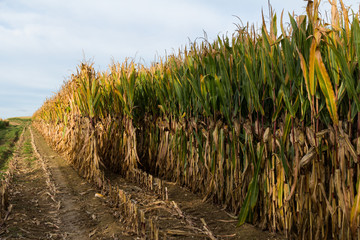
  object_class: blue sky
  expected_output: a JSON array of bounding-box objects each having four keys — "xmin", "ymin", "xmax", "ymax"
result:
[{"xmin": 0, "ymin": 0, "xmax": 359, "ymax": 119}]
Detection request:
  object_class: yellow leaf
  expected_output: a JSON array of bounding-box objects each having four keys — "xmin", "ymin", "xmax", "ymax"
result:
[
  {"xmin": 298, "ymin": 50, "xmax": 312, "ymax": 106},
  {"xmin": 340, "ymin": 0, "xmax": 350, "ymax": 40},
  {"xmin": 329, "ymin": 0, "xmax": 340, "ymax": 30},
  {"xmin": 309, "ymin": 39, "xmax": 317, "ymax": 96},
  {"xmin": 95, "ymin": 193, "xmax": 105, "ymax": 199},
  {"xmin": 315, "ymin": 51, "xmax": 339, "ymax": 126}
]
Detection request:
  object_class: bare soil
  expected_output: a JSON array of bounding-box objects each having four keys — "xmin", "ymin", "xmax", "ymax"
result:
[
  {"xmin": 0, "ymin": 124, "xmax": 285, "ymax": 239},
  {"xmin": 2, "ymin": 126, "xmax": 131, "ymax": 239}
]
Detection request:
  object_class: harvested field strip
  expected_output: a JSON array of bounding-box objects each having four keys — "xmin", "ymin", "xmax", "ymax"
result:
[
  {"xmin": 0, "ymin": 125, "xmax": 26, "ymax": 226},
  {"xmin": 29, "ymin": 127, "xmax": 133, "ymax": 239},
  {"xmin": 104, "ymin": 172, "xmax": 215, "ymax": 239},
  {"xmin": 31, "ymin": 126, "xmax": 281, "ymax": 239},
  {"xmin": 30, "ymin": 127, "xmax": 60, "ymax": 211},
  {"xmin": 1, "ymin": 126, "xmax": 61, "ymax": 239}
]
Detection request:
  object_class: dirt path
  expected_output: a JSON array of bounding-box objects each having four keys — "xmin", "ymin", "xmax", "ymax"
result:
[
  {"xmin": 1, "ymin": 125, "xmax": 284, "ymax": 239},
  {"xmin": 1, "ymin": 126, "xmax": 61, "ymax": 239},
  {"xmin": 2, "ymin": 126, "xmax": 131, "ymax": 239}
]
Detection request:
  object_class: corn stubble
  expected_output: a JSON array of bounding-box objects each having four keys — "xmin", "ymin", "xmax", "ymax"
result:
[{"xmin": 33, "ymin": 1, "xmax": 360, "ymax": 238}]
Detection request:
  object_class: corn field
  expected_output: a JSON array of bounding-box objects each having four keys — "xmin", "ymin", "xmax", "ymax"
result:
[{"xmin": 33, "ymin": 0, "xmax": 360, "ymax": 238}]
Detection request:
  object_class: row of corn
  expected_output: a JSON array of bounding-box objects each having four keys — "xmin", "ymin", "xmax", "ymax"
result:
[
  {"xmin": 0, "ymin": 126, "xmax": 26, "ymax": 220},
  {"xmin": 33, "ymin": 0, "xmax": 360, "ymax": 238},
  {"xmin": 103, "ymin": 183, "xmax": 158, "ymax": 239}
]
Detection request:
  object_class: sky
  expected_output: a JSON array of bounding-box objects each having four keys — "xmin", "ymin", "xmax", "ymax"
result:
[{"xmin": 0, "ymin": 0, "xmax": 359, "ymax": 119}]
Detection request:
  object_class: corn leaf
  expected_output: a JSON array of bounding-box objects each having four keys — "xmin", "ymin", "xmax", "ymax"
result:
[{"xmin": 315, "ymin": 51, "xmax": 339, "ymax": 126}]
